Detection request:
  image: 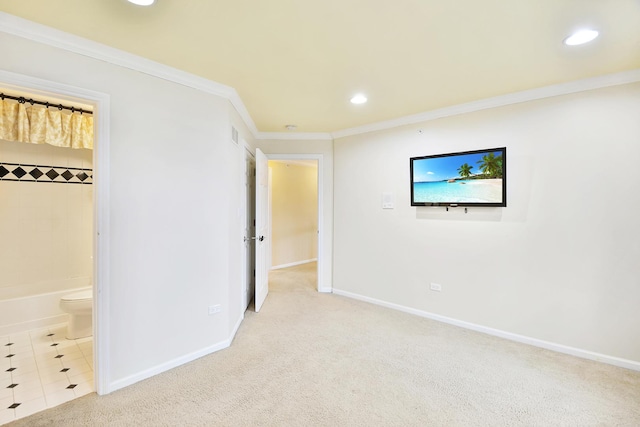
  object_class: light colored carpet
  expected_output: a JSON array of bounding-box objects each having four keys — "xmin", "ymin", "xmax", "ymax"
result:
[{"xmin": 8, "ymin": 262, "xmax": 640, "ymax": 426}]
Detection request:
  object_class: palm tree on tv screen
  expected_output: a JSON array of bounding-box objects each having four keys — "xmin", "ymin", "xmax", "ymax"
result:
[
  {"xmin": 477, "ymin": 153, "xmax": 503, "ymax": 178},
  {"xmin": 457, "ymin": 163, "xmax": 473, "ymax": 179}
]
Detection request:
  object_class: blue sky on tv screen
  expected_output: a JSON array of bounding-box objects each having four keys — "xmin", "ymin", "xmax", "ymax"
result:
[{"xmin": 413, "ymin": 151, "xmax": 501, "ymax": 182}]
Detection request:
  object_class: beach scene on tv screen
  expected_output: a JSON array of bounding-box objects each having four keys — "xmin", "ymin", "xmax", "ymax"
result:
[{"xmin": 413, "ymin": 150, "xmax": 504, "ymax": 204}]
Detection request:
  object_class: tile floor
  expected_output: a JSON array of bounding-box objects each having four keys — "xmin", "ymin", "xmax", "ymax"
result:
[{"xmin": 0, "ymin": 324, "xmax": 93, "ymax": 425}]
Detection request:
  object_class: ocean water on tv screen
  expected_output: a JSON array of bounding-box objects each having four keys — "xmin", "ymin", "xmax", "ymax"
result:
[{"xmin": 413, "ymin": 179, "xmax": 503, "ymax": 204}]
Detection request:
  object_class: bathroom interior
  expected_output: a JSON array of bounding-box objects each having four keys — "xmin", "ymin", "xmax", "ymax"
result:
[{"xmin": 0, "ymin": 90, "xmax": 95, "ymax": 423}]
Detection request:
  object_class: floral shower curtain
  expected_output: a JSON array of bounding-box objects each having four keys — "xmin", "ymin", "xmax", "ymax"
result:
[{"xmin": 0, "ymin": 98, "xmax": 93, "ymax": 149}]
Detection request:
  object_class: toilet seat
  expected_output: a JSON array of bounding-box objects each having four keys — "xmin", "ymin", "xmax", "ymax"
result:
[{"xmin": 61, "ymin": 289, "xmax": 92, "ymax": 302}]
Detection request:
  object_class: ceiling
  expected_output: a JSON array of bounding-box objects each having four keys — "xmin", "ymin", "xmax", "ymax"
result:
[{"xmin": 1, "ymin": 0, "xmax": 639, "ymax": 133}]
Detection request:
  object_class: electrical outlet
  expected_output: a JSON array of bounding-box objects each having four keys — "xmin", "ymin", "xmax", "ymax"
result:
[
  {"xmin": 430, "ymin": 283, "xmax": 442, "ymax": 292},
  {"xmin": 208, "ymin": 304, "xmax": 222, "ymax": 315}
]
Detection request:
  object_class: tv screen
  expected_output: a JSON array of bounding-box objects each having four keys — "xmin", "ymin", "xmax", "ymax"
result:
[{"xmin": 410, "ymin": 147, "xmax": 506, "ymax": 207}]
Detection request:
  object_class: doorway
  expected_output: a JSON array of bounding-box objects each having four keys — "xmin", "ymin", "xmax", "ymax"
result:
[
  {"xmin": 0, "ymin": 70, "xmax": 110, "ymax": 402},
  {"xmin": 268, "ymin": 159, "xmax": 318, "ymax": 274},
  {"xmin": 242, "ymin": 151, "xmax": 325, "ymax": 313},
  {"xmin": 266, "ymin": 154, "xmax": 324, "ymax": 295}
]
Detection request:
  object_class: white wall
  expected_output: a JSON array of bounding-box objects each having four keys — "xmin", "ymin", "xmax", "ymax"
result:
[
  {"xmin": 256, "ymin": 139, "xmax": 333, "ymax": 291},
  {"xmin": 0, "ymin": 31, "xmax": 245, "ymax": 388},
  {"xmin": 269, "ymin": 161, "xmax": 318, "ymax": 267},
  {"xmin": 333, "ymin": 82, "xmax": 640, "ymax": 365}
]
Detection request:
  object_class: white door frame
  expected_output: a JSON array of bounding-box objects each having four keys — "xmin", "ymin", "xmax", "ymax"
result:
[
  {"xmin": 266, "ymin": 153, "xmax": 325, "ymax": 293},
  {"xmin": 0, "ymin": 70, "xmax": 111, "ymax": 395}
]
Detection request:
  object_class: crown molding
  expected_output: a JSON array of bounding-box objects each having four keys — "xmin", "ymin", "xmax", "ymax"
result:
[
  {"xmin": 331, "ymin": 68, "xmax": 640, "ymax": 139},
  {"xmin": 3, "ymin": 12, "xmax": 639, "ymax": 142},
  {"xmin": 256, "ymin": 131, "xmax": 333, "ymax": 141},
  {"xmin": 0, "ymin": 12, "xmax": 258, "ymax": 136}
]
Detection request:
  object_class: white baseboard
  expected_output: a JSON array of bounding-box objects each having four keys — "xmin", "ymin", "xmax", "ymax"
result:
[
  {"xmin": 229, "ymin": 313, "xmax": 244, "ymax": 343},
  {"xmin": 270, "ymin": 258, "xmax": 317, "ymax": 270},
  {"xmin": 108, "ymin": 339, "xmax": 231, "ymax": 393},
  {"xmin": 108, "ymin": 312, "xmax": 246, "ymax": 394},
  {"xmin": 332, "ymin": 288, "xmax": 640, "ymax": 372},
  {"xmin": 318, "ymin": 287, "xmax": 332, "ymax": 293}
]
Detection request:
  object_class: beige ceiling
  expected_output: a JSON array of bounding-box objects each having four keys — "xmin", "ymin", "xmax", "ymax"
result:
[{"xmin": 1, "ymin": 0, "xmax": 639, "ymax": 133}]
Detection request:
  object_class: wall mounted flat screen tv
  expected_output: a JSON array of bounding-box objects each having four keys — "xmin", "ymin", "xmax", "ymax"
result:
[{"xmin": 411, "ymin": 147, "xmax": 506, "ymax": 207}]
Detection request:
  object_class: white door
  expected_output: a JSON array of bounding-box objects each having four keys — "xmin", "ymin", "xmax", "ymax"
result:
[
  {"xmin": 254, "ymin": 148, "xmax": 269, "ymax": 312},
  {"xmin": 243, "ymin": 150, "xmax": 256, "ymax": 310}
]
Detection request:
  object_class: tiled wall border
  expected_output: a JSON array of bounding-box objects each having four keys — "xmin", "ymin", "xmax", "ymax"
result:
[{"xmin": 0, "ymin": 162, "xmax": 93, "ymax": 185}]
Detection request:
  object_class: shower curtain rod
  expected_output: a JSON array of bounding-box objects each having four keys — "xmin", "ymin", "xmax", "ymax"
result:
[{"xmin": 0, "ymin": 93, "xmax": 93, "ymax": 115}]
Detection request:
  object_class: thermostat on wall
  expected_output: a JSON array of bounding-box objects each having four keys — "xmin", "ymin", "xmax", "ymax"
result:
[{"xmin": 382, "ymin": 192, "xmax": 394, "ymax": 209}]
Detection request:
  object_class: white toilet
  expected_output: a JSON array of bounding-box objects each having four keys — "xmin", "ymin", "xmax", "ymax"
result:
[{"xmin": 59, "ymin": 289, "xmax": 93, "ymax": 339}]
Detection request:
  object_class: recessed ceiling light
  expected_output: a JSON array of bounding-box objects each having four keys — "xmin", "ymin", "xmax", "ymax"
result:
[
  {"xmin": 127, "ymin": 0, "xmax": 155, "ymax": 5},
  {"xmin": 564, "ymin": 29, "xmax": 599, "ymax": 46},
  {"xmin": 350, "ymin": 94, "xmax": 368, "ymax": 104}
]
